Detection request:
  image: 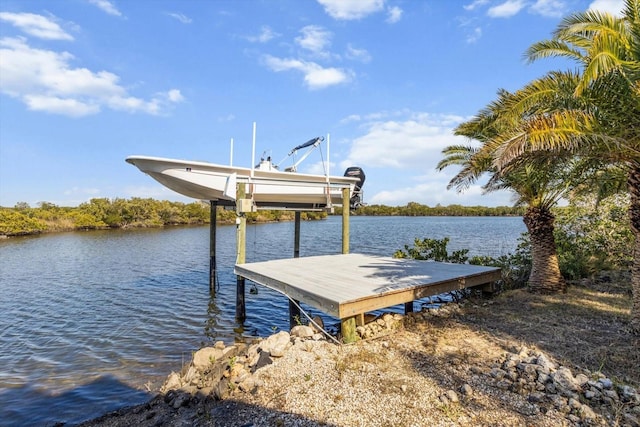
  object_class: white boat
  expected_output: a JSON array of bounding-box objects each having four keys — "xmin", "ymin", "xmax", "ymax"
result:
[{"xmin": 126, "ymin": 137, "xmax": 365, "ymax": 211}]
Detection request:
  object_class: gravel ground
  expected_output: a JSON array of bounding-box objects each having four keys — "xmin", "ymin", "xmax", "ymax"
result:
[{"xmin": 80, "ymin": 274, "xmax": 639, "ymax": 427}]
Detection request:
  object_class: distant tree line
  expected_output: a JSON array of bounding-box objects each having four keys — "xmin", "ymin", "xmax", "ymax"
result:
[
  {"xmin": 0, "ymin": 198, "xmax": 326, "ymax": 236},
  {"xmin": 1, "ymin": 197, "xmax": 526, "ymax": 236},
  {"xmin": 344, "ymin": 202, "xmax": 525, "ymax": 217}
]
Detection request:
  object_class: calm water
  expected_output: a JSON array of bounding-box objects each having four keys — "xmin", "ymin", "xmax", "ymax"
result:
[{"xmin": 0, "ymin": 216, "xmax": 525, "ymax": 426}]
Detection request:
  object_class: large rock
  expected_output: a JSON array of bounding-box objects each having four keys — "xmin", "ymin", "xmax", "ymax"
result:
[
  {"xmin": 251, "ymin": 350, "xmax": 273, "ymax": 373},
  {"xmin": 193, "ymin": 347, "xmax": 224, "ymax": 370},
  {"xmin": 291, "ymin": 325, "xmax": 314, "ymax": 338},
  {"xmin": 553, "ymin": 366, "xmax": 579, "ymax": 393},
  {"xmin": 535, "ymin": 353, "xmax": 557, "ymax": 372},
  {"xmin": 260, "ymin": 331, "xmax": 291, "ymax": 357},
  {"xmin": 192, "ymin": 345, "xmax": 238, "ymax": 370},
  {"xmin": 162, "ymin": 372, "xmax": 182, "ymax": 391}
]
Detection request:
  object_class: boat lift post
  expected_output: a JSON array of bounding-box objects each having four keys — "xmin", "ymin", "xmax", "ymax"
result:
[
  {"xmin": 235, "ymin": 183, "xmax": 247, "ymax": 322},
  {"xmin": 342, "ymin": 188, "xmax": 350, "ymax": 255},
  {"xmin": 340, "ymin": 188, "xmax": 359, "ymax": 342},
  {"xmin": 236, "ymin": 123, "xmax": 257, "ymax": 321},
  {"xmin": 288, "ymin": 211, "xmax": 302, "ymax": 329},
  {"xmin": 209, "ymin": 200, "xmax": 218, "ymax": 294}
]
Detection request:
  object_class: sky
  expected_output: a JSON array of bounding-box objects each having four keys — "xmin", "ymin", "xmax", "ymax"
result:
[{"xmin": 0, "ymin": 0, "xmax": 626, "ymax": 208}]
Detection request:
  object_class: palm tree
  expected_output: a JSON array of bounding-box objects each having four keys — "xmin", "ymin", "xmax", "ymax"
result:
[
  {"xmin": 492, "ymin": 0, "xmax": 640, "ymax": 331},
  {"xmin": 438, "ymin": 86, "xmax": 579, "ymax": 293},
  {"xmin": 439, "ymin": 146, "xmax": 571, "ymax": 293}
]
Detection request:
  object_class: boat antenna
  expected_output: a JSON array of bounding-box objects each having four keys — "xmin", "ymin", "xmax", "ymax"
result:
[{"xmin": 229, "ymin": 138, "xmax": 234, "ymax": 166}]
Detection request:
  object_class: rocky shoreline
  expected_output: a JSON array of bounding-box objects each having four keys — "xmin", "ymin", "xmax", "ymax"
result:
[{"xmin": 80, "ymin": 287, "xmax": 640, "ymax": 427}]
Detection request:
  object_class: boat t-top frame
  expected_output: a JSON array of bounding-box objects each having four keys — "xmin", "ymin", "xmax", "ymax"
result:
[{"xmin": 277, "ymin": 136, "xmax": 324, "ymax": 172}]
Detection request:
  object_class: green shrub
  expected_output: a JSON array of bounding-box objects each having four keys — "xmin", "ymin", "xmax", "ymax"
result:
[
  {"xmin": 393, "ymin": 237, "xmax": 470, "ymax": 263},
  {"xmin": 394, "ymin": 235, "xmax": 532, "ymax": 291},
  {"xmin": 0, "ymin": 208, "xmax": 47, "ymax": 235},
  {"xmin": 553, "ymin": 194, "xmax": 632, "ymax": 279},
  {"xmin": 469, "ymin": 235, "xmax": 532, "ymax": 290}
]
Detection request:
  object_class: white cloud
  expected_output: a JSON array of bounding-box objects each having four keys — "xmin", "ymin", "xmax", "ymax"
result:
[
  {"xmin": 88, "ymin": 0, "xmax": 123, "ymax": 17},
  {"xmin": 464, "ymin": 0, "xmax": 490, "ymax": 11},
  {"xmin": 167, "ymin": 12, "xmax": 192, "ymax": 24},
  {"xmin": 217, "ymin": 113, "xmax": 236, "ymax": 122},
  {"xmin": 166, "ymin": 89, "xmax": 184, "ymax": 102},
  {"xmin": 466, "ymin": 27, "xmax": 482, "ymax": 43},
  {"xmin": 246, "ymin": 25, "xmax": 279, "ymax": 43},
  {"xmin": 588, "ymin": 0, "xmax": 625, "ymax": 16},
  {"xmin": 345, "ymin": 44, "xmax": 372, "ymax": 63},
  {"xmin": 386, "ymin": 6, "xmax": 403, "ymax": 23},
  {"xmin": 23, "ymin": 94, "xmax": 99, "ymax": 117},
  {"xmin": 369, "ymin": 178, "xmax": 515, "ymax": 206},
  {"xmin": 295, "ymin": 25, "xmax": 332, "ymax": 55},
  {"xmin": 317, "ymin": 0, "xmax": 385, "ymax": 20},
  {"xmin": 262, "ymin": 55, "xmax": 352, "ymax": 89},
  {"xmin": 0, "ymin": 12, "xmax": 73, "ymax": 40},
  {"xmin": 341, "ymin": 113, "xmax": 467, "ymax": 169},
  {"xmin": 0, "ymin": 37, "xmax": 183, "ymax": 117},
  {"xmin": 304, "ymin": 66, "xmax": 351, "ymax": 89},
  {"xmin": 487, "ymin": 0, "xmax": 526, "ymax": 18},
  {"xmin": 529, "ymin": 0, "xmax": 568, "ymax": 17},
  {"xmin": 338, "ymin": 111, "xmax": 519, "ymax": 207},
  {"xmin": 302, "ymin": 160, "xmax": 333, "ymax": 176},
  {"xmin": 341, "ymin": 114, "xmax": 362, "ymax": 123}
]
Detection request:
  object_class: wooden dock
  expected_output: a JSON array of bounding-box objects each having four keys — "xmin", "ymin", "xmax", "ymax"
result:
[{"xmin": 234, "ymin": 253, "xmax": 501, "ymax": 341}]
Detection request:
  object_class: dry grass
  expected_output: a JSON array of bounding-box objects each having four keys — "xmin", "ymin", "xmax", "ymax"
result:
[{"xmin": 457, "ymin": 271, "xmax": 639, "ymax": 386}]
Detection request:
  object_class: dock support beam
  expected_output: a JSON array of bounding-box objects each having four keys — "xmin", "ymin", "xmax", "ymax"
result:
[
  {"xmin": 340, "ymin": 188, "xmax": 358, "ymax": 343},
  {"xmin": 341, "ymin": 317, "xmax": 358, "ymax": 344},
  {"xmin": 209, "ymin": 200, "xmax": 218, "ymax": 294},
  {"xmin": 235, "ymin": 184, "xmax": 247, "ymax": 322},
  {"xmin": 342, "ymin": 188, "xmax": 350, "ymax": 254},
  {"xmin": 289, "ymin": 211, "xmax": 302, "ymax": 329}
]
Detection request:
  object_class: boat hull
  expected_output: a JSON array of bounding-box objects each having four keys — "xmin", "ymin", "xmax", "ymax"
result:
[{"xmin": 126, "ymin": 156, "xmax": 358, "ymax": 210}]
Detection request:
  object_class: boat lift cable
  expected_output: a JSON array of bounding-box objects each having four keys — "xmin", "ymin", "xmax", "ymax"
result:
[
  {"xmin": 284, "ymin": 295, "xmax": 343, "ymax": 345},
  {"xmin": 318, "ymin": 143, "xmax": 327, "ymax": 176},
  {"xmin": 246, "ymin": 279, "xmax": 342, "ymax": 345}
]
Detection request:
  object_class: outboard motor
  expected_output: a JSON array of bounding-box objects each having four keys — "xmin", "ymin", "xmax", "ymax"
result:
[{"xmin": 343, "ymin": 167, "xmax": 366, "ymax": 209}]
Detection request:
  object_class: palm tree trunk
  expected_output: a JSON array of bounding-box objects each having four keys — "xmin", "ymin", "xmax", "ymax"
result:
[
  {"xmin": 628, "ymin": 163, "xmax": 640, "ymax": 334},
  {"xmin": 523, "ymin": 206, "xmax": 566, "ymax": 293}
]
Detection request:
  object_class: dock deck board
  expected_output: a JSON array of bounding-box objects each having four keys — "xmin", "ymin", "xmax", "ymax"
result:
[{"xmin": 234, "ymin": 253, "xmax": 501, "ymax": 319}]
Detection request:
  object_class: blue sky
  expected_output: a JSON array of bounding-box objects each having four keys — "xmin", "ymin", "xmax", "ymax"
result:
[{"xmin": 0, "ymin": 0, "xmax": 625, "ymax": 208}]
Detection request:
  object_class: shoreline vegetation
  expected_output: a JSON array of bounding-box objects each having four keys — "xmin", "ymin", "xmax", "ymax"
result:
[{"xmin": 0, "ymin": 197, "xmax": 525, "ymax": 237}]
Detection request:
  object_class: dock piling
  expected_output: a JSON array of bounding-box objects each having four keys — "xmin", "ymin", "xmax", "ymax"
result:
[
  {"xmin": 342, "ymin": 188, "xmax": 350, "ymax": 255},
  {"xmin": 235, "ymin": 184, "xmax": 247, "ymax": 322},
  {"xmin": 289, "ymin": 212, "xmax": 302, "ymax": 329},
  {"xmin": 209, "ymin": 200, "xmax": 218, "ymax": 294},
  {"xmin": 340, "ymin": 188, "xmax": 357, "ymax": 343}
]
